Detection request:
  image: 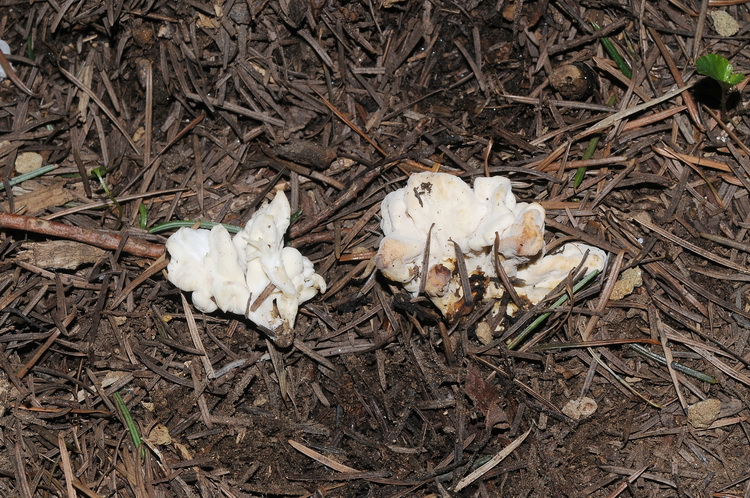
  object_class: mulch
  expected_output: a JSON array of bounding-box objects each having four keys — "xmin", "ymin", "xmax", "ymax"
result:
[{"xmin": 1, "ymin": 0, "xmax": 750, "ymax": 496}]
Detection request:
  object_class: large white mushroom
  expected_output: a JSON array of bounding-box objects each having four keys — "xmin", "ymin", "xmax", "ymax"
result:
[
  {"xmin": 375, "ymin": 172, "xmax": 607, "ymax": 317},
  {"xmin": 165, "ymin": 191, "xmax": 326, "ymax": 346}
]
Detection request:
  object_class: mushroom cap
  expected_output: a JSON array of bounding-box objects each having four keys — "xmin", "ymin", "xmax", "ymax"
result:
[
  {"xmin": 469, "ymin": 176, "xmax": 545, "ymax": 257},
  {"xmin": 234, "ymin": 191, "xmax": 290, "ymax": 261},
  {"xmin": 381, "ymin": 173, "xmax": 483, "ymax": 254},
  {"xmin": 375, "ymin": 235, "xmax": 424, "ymax": 286}
]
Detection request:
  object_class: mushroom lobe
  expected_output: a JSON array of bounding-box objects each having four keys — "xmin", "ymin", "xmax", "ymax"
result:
[{"xmin": 424, "ymin": 263, "xmax": 453, "ymax": 297}]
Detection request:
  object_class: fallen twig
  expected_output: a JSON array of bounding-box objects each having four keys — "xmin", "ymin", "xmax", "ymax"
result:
[{"xmin": 0, "ymin": 213, "xmax": 165, "ymax": 259}]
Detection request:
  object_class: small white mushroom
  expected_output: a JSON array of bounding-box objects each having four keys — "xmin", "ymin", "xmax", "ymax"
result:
[
  {"xmin": 376, "ymin": 172, "xmax": 607, "ymax": 317},
  {"xmin": 165, "ymin": 191, "xmax": 326, "ymax": 346},
  {"xmin": 0, "ymin": 40, "xmax": 11, "ymax": 81}
]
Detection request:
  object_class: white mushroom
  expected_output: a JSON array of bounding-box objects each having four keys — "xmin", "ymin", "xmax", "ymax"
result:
[
  {"xmin": 376, "ymin": 172, "xmax": 607, "ymax": 317},
  {"xmin": 165, "ymin": 191, "xmax": 326, "ymax": 345},
  {"xmin": 514, "ymin": 242, "xmax": 608, "ymax": 304},
  {"xmin": 0, "ymin": 40, "xmax": 12, "ymax": 81}
]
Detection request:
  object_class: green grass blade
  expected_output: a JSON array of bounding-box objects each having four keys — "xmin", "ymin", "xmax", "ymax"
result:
[
  {"xmin": 148, "ymin": 220, "xmax": 243, "ymax": 234},
  {"xmin": 574, "ymin": 136, "xmax": 601, "ymax": 188},
  {"xmin": 114, "ymin": 392, "xmax": 145, "ymax": 458},
  {"xmin": 592, "ymin": 22, "xmax": 632, "ymax": 79},
  {"xmin": 138, "ymin": 204, "xmax": 149, "ymax": 230},
  {"xmin": 628, "ymin": 343, "xmax": 717, "ymax": 384},
  {"xmin": 90, "ymin": 166, "xmax": 123, "ymax": 226},
  {"xmin": 0, "ymin": 164, "xmax": 58, "ymax": 192},
  {"xmin": 574, "ymin": 95, "xmax": 617, "ymax": 188}
]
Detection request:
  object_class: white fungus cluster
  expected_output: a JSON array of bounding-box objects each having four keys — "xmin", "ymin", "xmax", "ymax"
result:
[
  {"xmin": 165, "ymin": 191, "xmax": 325, "ymax": 346},
  {"xmin": 375, "ymin": 172, "xmax": 607, "ymax": 317}
]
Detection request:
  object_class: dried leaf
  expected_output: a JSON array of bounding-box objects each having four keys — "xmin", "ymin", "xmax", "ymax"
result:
[{"xmin": 464, "ymin": 366, "xmax": 509, "ymax": 429}]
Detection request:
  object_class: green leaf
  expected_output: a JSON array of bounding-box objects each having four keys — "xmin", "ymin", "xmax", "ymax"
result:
[
  {"xmin": 0, "ymin": 164, "xmax": 57, "ymax": 192},
  {"xmin": 727, "ymin": 72, "xmax": 745, "ymax": 87},
  {"xmin": 696, "ymin": 53, "xmax": 744, "ymax": 87},
  {"xmin": 290, "ymin": 209, "xmax": 303, "ymax": 224}
]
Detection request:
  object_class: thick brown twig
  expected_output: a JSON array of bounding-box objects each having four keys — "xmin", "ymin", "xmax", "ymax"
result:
[{"xmin": 0, "ymin": 213, "xmax": 165, "ymax": 259}]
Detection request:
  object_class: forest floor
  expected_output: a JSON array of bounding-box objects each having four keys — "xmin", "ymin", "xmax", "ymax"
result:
[{"xmin": 1, "ymin": 0, "xmax": 750, "ymax": 496}]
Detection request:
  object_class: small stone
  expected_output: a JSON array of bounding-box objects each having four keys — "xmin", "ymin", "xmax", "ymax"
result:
[
  {"xmin": 687, "ymin": 398, "xmax": 721, "ymax": 429},
  {"xmin": 15, "ymin": 152, "xmax": 44, "ymax": 174},
  {"xmin": 562, "ymin": 397, "xmax": 598, "ymax": 421},
  {"xmin": 131, "ymin": 24, "xmax": 154, "ymax": 47},
  {"xmin": 157, "ymin": 24, "xmax": 174, "ymax": 39},
  {"xmin": 149, "ymin": 424, "xmax": 172, "ymax": 445},
  {"xmin": 610, "ymin": 267, "xmax": 643, "ymax": 300},
  {"xmin": 475, "ymin": 322, "xmax": 493, "ymax": 345},
  {"xmin": 229, "ymin": 3, "xmax": 251, "ymax": 24},
  {"xmin": 710, "ymin": 10, "xmax": 739, "ymax": 37}
]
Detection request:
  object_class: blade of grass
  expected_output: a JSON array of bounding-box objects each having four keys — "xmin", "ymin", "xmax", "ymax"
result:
[
  {"xmin": 148, "ymin": 220, "xmax": 243, "ymax": 234},
  {"xmin": 593, "ymin": 22, "xmax": 632, "ymax": 79},
  {"xmin": 628, "ymin": 344, "xmax": 717, "ymax": 384},
  {"xmin": 113, "ymin": 392, "xmax": 145, "ymax": 458},
  {"xmin": 574, "ymin": 96, "xmax": 618, "ymax": 188},
  {"xmin": 138, "ymin": 204, "xmax": 149, "ymax": 230},
  {"xmin": 90, "ymin": 166, "xmax": 123, "ymax": 227},
  {"xmin": 0, "ymin": 164, "xmax": 58, "ymax": 192},
  {"xmin": 574, "ymin": 135, "xmax": 602, "ymax": 188}
]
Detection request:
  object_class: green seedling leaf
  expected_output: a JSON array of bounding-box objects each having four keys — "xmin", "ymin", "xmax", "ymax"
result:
[
  {"xmin": 290, "ymin": 209, "xmax": 303, "ymax": 224},
  {"xmin": 574, "ymin": 94, "xmax": 618, "ymax": 188},
  {"xmin": 628, "ymin": 344, "xmax": 717, "ymax": 384},
  {"xmin": 26, "ymin": 33, "xmax": 34, "ymax": 59},
  {"xmin": 696, "ymin": 54, "xmax": 744, "ymax": 88}
]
